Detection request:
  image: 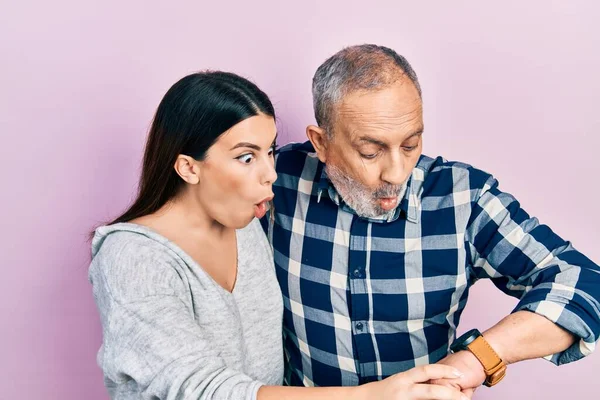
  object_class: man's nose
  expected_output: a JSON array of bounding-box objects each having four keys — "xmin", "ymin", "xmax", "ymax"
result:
[{"xmin": 380, "ymin": 152, "xmax": 406, "ymax": 186}]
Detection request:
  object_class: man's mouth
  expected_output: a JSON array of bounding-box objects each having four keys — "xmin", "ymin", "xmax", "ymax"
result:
[{"xmin": 377, "ymin": 196, "xmax": 399, "ymax": 211}]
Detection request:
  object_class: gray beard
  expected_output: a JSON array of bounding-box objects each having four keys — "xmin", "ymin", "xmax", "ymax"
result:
[{"xmin": 325, "ymin": 164, "xmax": 407, "ymax": 219}]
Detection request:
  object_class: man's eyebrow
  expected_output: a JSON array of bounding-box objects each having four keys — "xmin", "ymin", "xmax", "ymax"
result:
[
  {"xmin": 404, "ymin": 129, "xmax": 424, "ymax": 140},
  {"xmin": 354, "ymin": 129, "xmax": 423, "ymax": 148},
  {"xmin": 355, "ymin": 136, "xmax": 390, "ymax": 148},
  {"xmin": 229, "ymin": 133, "xmax": 278, "ymax": 151}
]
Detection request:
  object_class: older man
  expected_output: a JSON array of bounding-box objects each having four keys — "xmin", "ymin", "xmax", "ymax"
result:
[{"xmin": 263, "ymin": 44, "xmax": 600, "ymax": 395}]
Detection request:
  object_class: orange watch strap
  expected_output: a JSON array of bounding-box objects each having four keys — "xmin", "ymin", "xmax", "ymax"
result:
[{"xmin": 466, "ymin": 336, "xmax": 506, "ymax": 386}]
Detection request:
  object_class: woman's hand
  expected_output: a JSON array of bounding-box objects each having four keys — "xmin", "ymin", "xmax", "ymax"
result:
[{"xmin": 355, "ymin": 364, "xmax": 469, "ymax": 400}]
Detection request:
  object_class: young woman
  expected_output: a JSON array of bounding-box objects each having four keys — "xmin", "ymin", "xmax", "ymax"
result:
[{"xmin": 89, "ymin": 71, "xmax": 467, "ymax": 400}]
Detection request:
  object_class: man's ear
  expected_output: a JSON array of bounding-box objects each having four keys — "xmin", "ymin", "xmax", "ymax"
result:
[
  {"xmin": 306, "ymin": 125, "xmax": 329, "ymax": 163},
  {"xmin": 174, "ymin": 155, "xmax": 200, "ymax": 185}
]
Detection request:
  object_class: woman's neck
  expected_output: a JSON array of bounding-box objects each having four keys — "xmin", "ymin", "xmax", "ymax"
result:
[{"xmin": 134, "ymin": 193, "xmax": 231, "ymax": 241}]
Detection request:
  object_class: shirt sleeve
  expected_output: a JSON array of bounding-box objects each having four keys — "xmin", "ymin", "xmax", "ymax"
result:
[
  {"xmin": 465, "ymin": 173, "xmax": 600, "ymax": 365},
  {"xmin": 91, "ymin": 241, "xmax": 263, "ymax": 400}
]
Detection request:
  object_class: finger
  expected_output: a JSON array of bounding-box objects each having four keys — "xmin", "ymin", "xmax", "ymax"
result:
[
  {"xmin": 399, "ymin": 364, "xmax": 464, "ymax": 384},
  {"xmin": 462, "ymin": 388, "xmax": 475, "ymax": 398},
  {"xmin": 410, "ymin": 383, "xmax": 469, "ymax": 400}
]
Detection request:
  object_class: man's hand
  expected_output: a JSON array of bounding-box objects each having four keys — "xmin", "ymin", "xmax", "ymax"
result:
[{"xmin": 430, "ymin": 351, "xmax": 486, "ymax": 398}]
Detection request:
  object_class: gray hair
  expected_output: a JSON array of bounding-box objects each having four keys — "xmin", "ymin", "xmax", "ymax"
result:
[{"xmin": 312, "ymin": 44, "xmax": 422, "ymax": 137}]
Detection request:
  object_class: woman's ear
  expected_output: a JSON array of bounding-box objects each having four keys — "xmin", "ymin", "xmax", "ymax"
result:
[{"xmin": 174, "ymin": 155, "xmax": 200, "ymax": 184}]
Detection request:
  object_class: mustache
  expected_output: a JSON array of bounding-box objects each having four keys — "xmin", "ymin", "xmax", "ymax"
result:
[{"xmin": 374, "ymin": 184, "xmax": 404, "ymax": 198}]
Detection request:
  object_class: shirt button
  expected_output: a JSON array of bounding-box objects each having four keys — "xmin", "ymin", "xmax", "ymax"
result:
[
  {"xmin": 356, "ymin": 322, "xmax": 364, "ymax": 331},
  {"xmin": 353, "ymin": 269, "xmax": 361, "ymax": 278}
]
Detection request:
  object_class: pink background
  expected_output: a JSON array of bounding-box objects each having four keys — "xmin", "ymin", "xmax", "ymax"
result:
[{"xmin": 1, "ymin": 1, "xmax": 598, "ymax": 399}]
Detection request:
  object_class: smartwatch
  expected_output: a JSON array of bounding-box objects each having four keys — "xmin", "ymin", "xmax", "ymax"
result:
[{"xmin": 450, "ymin": 329, "xmax": 506, "ymax": 387}]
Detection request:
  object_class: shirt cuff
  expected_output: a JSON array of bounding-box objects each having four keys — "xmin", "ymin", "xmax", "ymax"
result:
[{"xmin": 513, "ymin": 293, "xmax": 598, "ymax": 365}]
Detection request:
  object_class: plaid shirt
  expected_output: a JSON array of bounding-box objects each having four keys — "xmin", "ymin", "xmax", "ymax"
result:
[{"xmin": 263, "ymin": 141, "xmax": 600, "ymax": 387}]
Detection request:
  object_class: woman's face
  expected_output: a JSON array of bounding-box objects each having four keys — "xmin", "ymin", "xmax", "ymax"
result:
[{"xmin": 194, "ymin": 113, "xmax": 278, "ymax": 229}]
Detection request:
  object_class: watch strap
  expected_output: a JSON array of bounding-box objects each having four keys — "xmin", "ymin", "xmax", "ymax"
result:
[{"xmin": 466, "ymin": 336, "xmax": 506, "ymax": 387}]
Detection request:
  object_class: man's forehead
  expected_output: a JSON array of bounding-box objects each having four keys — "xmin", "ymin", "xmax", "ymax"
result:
[
  {"xmin": 337, "ymin": 93, "xmax": 422, "ymax": 123},
  {"xmin": 337, "ymin": 109, "xmax": 424, "ymax": 142}
]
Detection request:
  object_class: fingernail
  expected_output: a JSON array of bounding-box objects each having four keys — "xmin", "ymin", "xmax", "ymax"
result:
[{"xmin": 453, "ymin": 369, "xmax": 464, "ymax": 378}]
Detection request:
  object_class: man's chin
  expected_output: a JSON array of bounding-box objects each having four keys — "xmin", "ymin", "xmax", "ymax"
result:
[{"xmin": 353, "ymin": 204, "xmax": 396, "ymax": 220}]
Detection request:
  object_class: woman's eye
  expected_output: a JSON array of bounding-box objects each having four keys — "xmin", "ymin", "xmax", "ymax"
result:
[{"xmin": 236, "ymin": 153, "xmax": 255, "ymax": 164}]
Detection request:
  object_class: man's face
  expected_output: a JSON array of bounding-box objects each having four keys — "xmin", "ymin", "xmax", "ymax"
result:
[{"xmin": 320, "ymin": 79, "xmax": 423, "ymax": 218}]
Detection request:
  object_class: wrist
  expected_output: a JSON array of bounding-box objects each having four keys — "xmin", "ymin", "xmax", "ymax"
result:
[
  {"xmin": 451, "ymin": 328, "xmax": 507, "ymax": 387},
  {"xmin": 351, "ymin": 382, "xmax": 375, "ymax": 400},
  {"xmin": 452, "ymin": 349, "xmax": 487, "ymax": 381},
  {"xmin": 482, "ymin": 330, "xmax": 512, "ymax": 365}
]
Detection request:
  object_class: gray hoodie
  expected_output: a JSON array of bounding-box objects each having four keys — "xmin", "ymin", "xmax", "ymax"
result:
[{"xmin": 89, "ymin": 218, "xmax": 284, "ymax": 400}]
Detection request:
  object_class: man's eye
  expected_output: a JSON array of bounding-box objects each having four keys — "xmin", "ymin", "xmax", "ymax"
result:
[
  {"xmin": 403, "ymin": 146, "xmax": 417, "ymax": 152},
  {"xmin": 268, "ymin": 145, "xmax": 277, "ymax": 157},
  {"xmin": 360, "ymin": 152, "xmax": 378, "ymax": 159},
  {"xmin": 236, "ymin": 153, "xmax": 255, "ymax": 164}
]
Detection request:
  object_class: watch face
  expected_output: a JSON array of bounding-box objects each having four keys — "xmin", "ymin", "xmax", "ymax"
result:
[{"xmin": 455, "ymin": 329, "xmax": 482, "ymax": 348}]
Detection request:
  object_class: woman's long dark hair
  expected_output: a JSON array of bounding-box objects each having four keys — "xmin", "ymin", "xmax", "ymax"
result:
[{"xmin": 108, "ymin": 71, "xmax": 275, "ymax": 225}]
